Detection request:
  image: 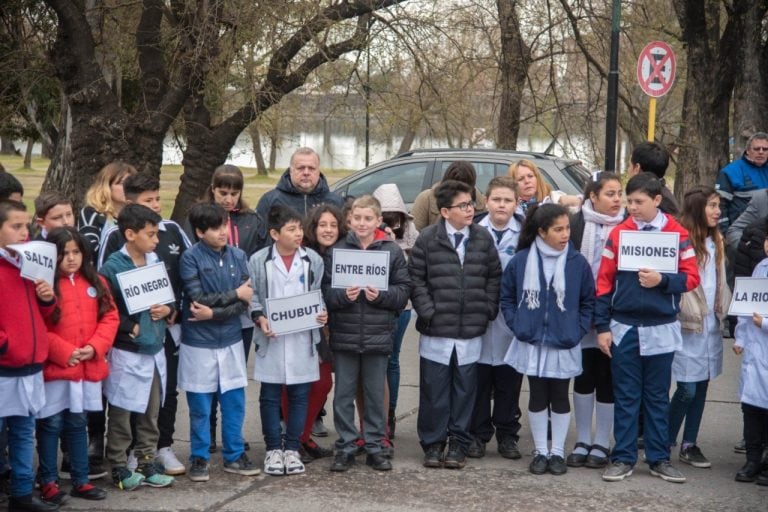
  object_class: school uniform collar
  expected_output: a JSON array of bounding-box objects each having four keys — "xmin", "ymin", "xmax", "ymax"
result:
[
  {"xmin": 634, "ymin": 210, "xmax": 667, "ymax": 231},
  {"xmin": 444, "ymin": 222, "xmax": 470, "ymax": 239},
  {"xmin": 119, "ymin": 244, "xmax": 160, "ymax": 265},
  {"xmin": 477, "ymin": 213, "xmax": 521, "ymax": 234}
]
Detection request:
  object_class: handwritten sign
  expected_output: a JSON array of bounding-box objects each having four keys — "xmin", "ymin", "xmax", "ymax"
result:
[
  {"xmin": 617, "ymin": 230, "xmax": 679, "ymax": 273},
  {"xmin": 265, "ymin": 290, "xmax": 325, "ymax": 336},
  {"xmin": 728, "ymin": 277, "xmax": 768, "ymax": 316},
  {"xmin": 8, "ymin": 241, "xmax": 57, "ymax": 286},
  {"xmin": 116, "ymin": 263, "xmax": 175, "ymax": 314},
  {"xmin": 331, "ymin": 248, "xmax": 389, "ymax": 291}
]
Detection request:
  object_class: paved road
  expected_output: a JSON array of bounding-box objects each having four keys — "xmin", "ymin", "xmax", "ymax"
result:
[{"xmin": 61, "ymin": 323, "xmax": 765, "ymax": 511}]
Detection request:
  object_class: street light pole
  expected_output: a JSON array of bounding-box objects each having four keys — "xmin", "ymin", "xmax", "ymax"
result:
[{"xmin": 604, "ymin": 0, "xmax": 621, "ymax": 172}]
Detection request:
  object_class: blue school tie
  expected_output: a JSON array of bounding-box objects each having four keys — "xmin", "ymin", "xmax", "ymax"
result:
[
  {"xmin": 492, "ymin": 229, "xmax": 507, "ymax": 245},
  {"xmin": 453, "ymin": 233, "xmax": 464, "ymax": 249},
  {"xmin": 641, "ymin": 225, "xmax": 655, "ymax": 231}
]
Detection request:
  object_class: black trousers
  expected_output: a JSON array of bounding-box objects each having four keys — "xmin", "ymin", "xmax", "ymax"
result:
[
  {"xmin": 470, "ymin": 363, "xmax": 523, "ymax": 443},
  {"xmin": 157, "ymin": 331, "xmax": 179, "ymax": 449},
  {"xmin": 417, "ymin": 351, "xmax": 477, "ymax": 452},
  {"xmin": 742, "ymin": 402, "xmax": 768, "ymax": 463}
]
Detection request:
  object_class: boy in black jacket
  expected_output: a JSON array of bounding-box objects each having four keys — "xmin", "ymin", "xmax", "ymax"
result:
[{"xmin": 409, "ymin": 180, "xmax": 502, "ymax": 469}]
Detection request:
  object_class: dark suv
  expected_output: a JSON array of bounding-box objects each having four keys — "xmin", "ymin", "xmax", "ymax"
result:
[{"xmin": 330, "ymin": 149, "xmax": 592, "ymax": 209}]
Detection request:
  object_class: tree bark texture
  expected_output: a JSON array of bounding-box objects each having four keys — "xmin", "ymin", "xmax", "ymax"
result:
[{"xmin": 496, "ymin": 0, "xmax": 531, "ymax": 150}]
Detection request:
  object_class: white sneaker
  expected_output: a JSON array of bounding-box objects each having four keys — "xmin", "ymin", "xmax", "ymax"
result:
[
  {"xmin": 127, "ymin": 450, "xmax": 138, "ymax": 472},
  {"xmin": 284, "ymin": 450, "xmax": 305, "ymax": 475},
  {"xmin": 264, "ymin": 450, "xmax": 285, "ymax": 476},
  {"xmin": 156, "ymin": 446, "xmax": 186, "ymax": 475}
]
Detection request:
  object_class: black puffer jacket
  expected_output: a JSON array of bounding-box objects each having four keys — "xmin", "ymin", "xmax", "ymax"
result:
[
  {"xmin": 324, "ymin": 231, "xmax": 411, "ymax": 354},
  {"xmin": 256, "ymin": 170, "xmax": 343, "ymax": 232},
  {"xmin": 734, "ymin": 216, "xmax": 768, "ymax": 278},
  {"xmin": 409, "ymin": 220, "xmax": 502, "ymax": 338}
]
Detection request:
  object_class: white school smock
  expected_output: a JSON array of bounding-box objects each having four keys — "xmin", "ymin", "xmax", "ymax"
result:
[
  {"xmin": 104, "ymin": 347, "xmax": 166, "ymax": 413},
  {"xmin": 0, "ymin": 373, "xmax": 45, "ymax": 418},
  {"xmin": 179, "ymin": 340, "xmax": 247, "ymax": 394},
  {"xmin": 734, "ymin": 258, "xmax": 768, "ymax": 409},
  {"xmin": 37, "ymin": 380, "xmax": 103, "ymax": 419},
  {"xmin": 253, "ymin": 248, "xmax": 319, "ymax": 385},
  {"xmin": 673, "ymin": 238, "xmax": 723, "ymax": 382}
]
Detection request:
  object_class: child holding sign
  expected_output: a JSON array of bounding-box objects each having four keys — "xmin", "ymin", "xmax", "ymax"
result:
[
  {"xmin": 36, "ymin": 227, "xmax": 118, "ymax": 505},
  {"xmin": 98, "ymin": 204, "xmax": 175, "ymax": 490},
  {"xmin": 0, "ymin": 200, "xmax": 57, "ymax": 511},
  {"xmin": 669, "ymin": 186, "xmax": 731, "ymax": 469},
  {"xmin": 595, "ymin": 173, "xmax": 700, "ymax": 484},
  {"xmin": 179, "ymin": 203, "xmax": 259, "ymax": 482},
  {"xmin": 733, "ymin": 235, "xmax": 768, "ymax": 485},
  {"xmin": 326, "ymin": 196, "xmax": 411, "ymax": 472},
  {"xmin": 501, "ymin": 204, "xmax": 595, "ymax": 476},
  {"xmin": 248, "ymin": 205, "xmax": 327, "ymax": 476}
]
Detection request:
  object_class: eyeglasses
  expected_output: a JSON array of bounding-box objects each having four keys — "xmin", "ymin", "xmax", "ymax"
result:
[
  {"xmin": 750, "ymin": 146, "xmax": 768, "ymax": 152},
  {"xmin": 447, "ymin": 201, "xmax": 476, "ymax": 211}
]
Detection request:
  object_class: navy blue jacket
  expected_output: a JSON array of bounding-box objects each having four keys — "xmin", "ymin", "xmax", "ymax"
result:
[
  {"xmin": 500, "ymin": 244, "xmax": 595, "ymax": 349},
  {"xmin": 180, "ymin": 242, "xmax": 250, "ymax": 349}
]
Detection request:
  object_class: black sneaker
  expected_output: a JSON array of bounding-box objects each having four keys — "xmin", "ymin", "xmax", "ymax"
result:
[
  {"xmin": 365, "ymin": 453, "xmax": 392, "ymax": 471},
  {"xmin": 8, "ymin": 494, "xmax": 59, "ymax": 511},
  {"xmin": 423, "ymin": 444, "xmax": 444, "ymax": 468},
  {"xmin": 734, "ymin": 439, "xmax": 746, "ymax": 454},
  {"xmin": 756, "ymin": 470, "xmax": 768, "ymax": 486},
  {"xmin": 330, "ymin": 452, "xmax": 355, "ymax": 472},
  {"xmin": 498, "ymin": 437, "xmax": 522, "ymax": 460},
  {"xmin": 87, "ymin": 458, "xmax": 108, "ymax": 480},
  {"xmin": 443, "ymin": 444, "xmax": 466, "ymax": 469},
  {"xmin": 602, "ymin": 461, "xmax": 634, "ymax": 482},
  {"xmin": 679, "ymin": 445, "xmax": 711, "ymax": 468},
  {"xmin": 649, "ymin": 461, "xmax": 686, "ymax": 483},
  {"xmin": 223, "ymin": 453, "xmax": 261, "ymax": 476},
  {"xmin": 529, "ymin": 454, "xmax": 549, "ymax": 475},
  {"xmin": 188, "ymin": 457, "xmax": 210, "ymax": 482},
  {"xmin": 40, "ymin": 481, "xmax": 69, "ymax": 506},
  {"xmin": 548, "ymin": 455, "xmax": 567, "ymax": 475},
  {"xmin": 735, "ymin": 461, "xmax": 762, "ymax": 482},
  {"xmin": 302, "ymin": 440, "xmax": 333, "ymax": 460},
  {"xmin": 467, "ymin": 438, "xmax": 485, "ymax": 458}
]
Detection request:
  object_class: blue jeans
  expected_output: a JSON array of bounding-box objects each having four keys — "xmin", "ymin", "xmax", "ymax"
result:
[
  {"xmin": 187, "ymin": 387, "xmax": 245, "ymax": 464},
  {"xmin": 37, "ymin": 410, "xmax": 88, "ymax": 486},
  {"xmin": 668, "ymin": 380, "xmax": 709, "ymax": 446},
  {"xmin": 0, "ymin": 423, "xmax": 8, "ymax": 473},
  {"xmin": 387, "ymin": 310, "xmax": 411, "ymax": 411},
  {"xmin": 260, "ymin": 382, "xmax": 311, "ymax": 452},
  {"xmin": 0, "ymin": 415, "xmax": 35, "ymax": 496},
  {"xmin": 610, "ymin": 327, "xmax": 674, "ymax": 466}
]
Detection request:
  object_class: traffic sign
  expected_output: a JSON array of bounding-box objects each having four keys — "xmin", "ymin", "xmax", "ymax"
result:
[{"xmin": 636, "ymin": 41, "xmax": 676, "ymax": 98}]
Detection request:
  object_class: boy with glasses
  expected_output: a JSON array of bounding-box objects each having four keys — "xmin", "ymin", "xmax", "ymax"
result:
[{"xmin": 410, "ymin": 180, "xmax": 502, "ymax": 469}]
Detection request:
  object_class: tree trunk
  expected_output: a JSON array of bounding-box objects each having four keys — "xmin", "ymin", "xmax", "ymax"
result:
[
  {"xmin": 249, "ymin": 122, "xmax": 268, "ymax": 176},
  {"xmin": 269, "ymin": 135, "xmax": 278, "ymax": 173},
  {"xmin": 495, "ymin": 0, "xmax": 531, "ymax": 150},
  {"xmin": 731, "ymin": 2, "xmax": 768, "ymax": 159},
  {"xmin": 23, "ymin": 138, "xmax": 33, "ymax": 168},
  {"xmin": 673, "ymin": 0, "xmax": 747, "ymax": 199}
]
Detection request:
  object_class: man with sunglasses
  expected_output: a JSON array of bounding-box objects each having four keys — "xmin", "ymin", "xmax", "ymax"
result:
[{"xmin": 717, "ymin": 132, "xmax": 768, "ymax": 234}]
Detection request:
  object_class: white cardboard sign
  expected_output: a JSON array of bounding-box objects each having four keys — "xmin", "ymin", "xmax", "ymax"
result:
[
  {"xmin": 728, "ymin": 277, "xmax": 768, "ymax": 316},
  {"xmin": 617, "ymin": 230, "xmax": 679, "ymax": 273},
  {"xmin": 331, "ymin": 248, "xmax": 390, "ymax": 291},
  {"xmin": 116, "ymin": 263, "xmax": 175, "ymax": 314},
  {"xmin": 265, "ymin": 290, "xmax": 325, "ymax": 336},
  {"xmin": 8, "ymin": 241, "xmax": 57, "ymax": 286}
]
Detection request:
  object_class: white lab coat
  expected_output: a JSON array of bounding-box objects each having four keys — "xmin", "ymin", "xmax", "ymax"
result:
[
  {"xmin": 734, "ymin": 258, "xmax": 768, "ymax": 409},
  {"xmin": 104, "ymin": 347, "xmax": 166, "ymax": 413}
]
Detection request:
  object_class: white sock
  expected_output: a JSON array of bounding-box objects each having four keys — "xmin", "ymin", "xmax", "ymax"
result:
[
  {"xmin": 572, "ymin": 392, "xmax": 595, "ymax": 454},
  {"xmin": 592, "ymin": 401, "xmax": 614, "ymax": 456},
  {"xmin": 528, "ymin": 409, "xmax": 550, "ymax": 456},
  {"xmin": 550, "ymin": 411, "xmax": 571, "ymax": 458}
]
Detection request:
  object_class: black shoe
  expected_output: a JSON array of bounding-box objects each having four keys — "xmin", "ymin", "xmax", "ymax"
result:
[
  {"xmin": 548, "ymin": 455, "xmax": 568, "ymax": 475},
  {"xmin": 87, "ymin": 435, "xmax": 104, "ymax": 460},
  {"xmin": 443, "ymin": 444, "xmax": 466, "ymax": 469},
  {"xmin": 365, "ymin": 453, "xmax": 392, "ymax": 471},
  {"xmin": 498, "ymin": 437, "xmax": 522, "ymax": 460},
  {"xmin": 566, "ymin": 442, "xmax": 590, "ymax": 467},
  {"xmin": 529, "ymin": 454, "xmax": 549, "ymax": 475},
  {"xmin": 329, "ymin": 452, "xmax": 355, "ymax": 472},
  {"xmin": 388, "ymin": 408, "xmax": 396, "ymax": 440},
  {"xmin": 87, "ymin": 458, "xmax": 108, "ymax": 480},
  {"xmin": 302, "ymin": 441, "xmax": 333, "ymax": 460},
  {"xmin": 8, "ymin": 494, "xmax": 60, "ymax": 511},
  {"xmin": 736, "ymin": 461, "xmax": 763, "ymax": 482},
  {"xmin": 757, "ymin": 470, "xmax": 768, "ymax": 486},
  {"xmin": 423, "ymin": 444, "xmax": 445, "ymax": 468},
  {"xmin": 467, "ymin": 438, "xmax": 485, "ymax": 458},
  {"xmin": 585, "ymin": 444, "xmax": 610, "ymax": 469},
  {"xmin": 69, "ymin": 483, "xmax": 107, "ymax": 501}
]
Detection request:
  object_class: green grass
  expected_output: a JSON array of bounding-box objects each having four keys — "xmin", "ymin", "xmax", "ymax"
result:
[{"xmin": 0, "ymin": 156, "xmax": 354, "ymax": 218}]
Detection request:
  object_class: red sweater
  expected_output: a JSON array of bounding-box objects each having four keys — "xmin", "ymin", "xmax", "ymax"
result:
[
  {"xmin": 0, "ymin": 258, "xmax": 56, "ymax": 375},
  {"xmin": 43, "ymin": 273, "xmax": 118, "ymax": 382}
]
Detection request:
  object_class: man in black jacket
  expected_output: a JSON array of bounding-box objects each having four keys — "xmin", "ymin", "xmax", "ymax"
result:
[{"xmin": 409, "ymin": 180, "xmax": 502, "ymax": 469}]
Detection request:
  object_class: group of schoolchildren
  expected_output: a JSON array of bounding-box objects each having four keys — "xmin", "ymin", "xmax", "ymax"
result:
[{"xmin": 1, "ymin": 142, "xmax": 768, "ymax": 511}]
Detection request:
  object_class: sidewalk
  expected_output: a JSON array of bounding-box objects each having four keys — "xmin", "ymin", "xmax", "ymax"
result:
[{"xmin": 63, "ymin": 324, "xmax": 765, "ymax": 511}]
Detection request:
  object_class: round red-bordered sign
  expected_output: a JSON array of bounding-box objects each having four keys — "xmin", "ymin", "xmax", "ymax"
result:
[{"xmin": 636, "ymin": 41, "xmax": 676, "ymax": 98}]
